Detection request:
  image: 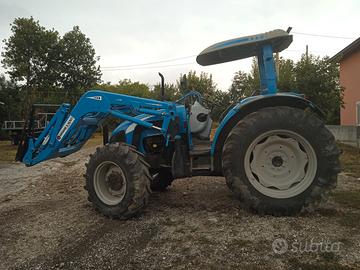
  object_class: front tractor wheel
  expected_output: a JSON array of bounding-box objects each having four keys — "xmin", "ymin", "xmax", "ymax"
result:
[
  {"xmin": 222, "ymin": 106, "xmax": 340, "ymax": 216},
  {"xmin": 85, "ymin": 143, "xmax": 151, "ymax": 219}
]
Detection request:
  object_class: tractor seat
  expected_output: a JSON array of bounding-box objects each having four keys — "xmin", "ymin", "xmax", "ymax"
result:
[
  {"xmin": 189, "ymin": 101, "xmax": 212, "ymax": 140},
  {"xmin": 196, "ymin": 29, "xmax": 293, "ymax": 66}
]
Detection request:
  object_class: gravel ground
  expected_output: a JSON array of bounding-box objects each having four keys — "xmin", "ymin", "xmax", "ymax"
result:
[{"xmin": 0, "ymin": 144, "xmax": 360, "ymax": 270}]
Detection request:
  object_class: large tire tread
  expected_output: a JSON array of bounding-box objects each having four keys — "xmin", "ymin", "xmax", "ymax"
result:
[
  {"xmin": 222, "ymin": 106, "xmax": 341, "ymax": 216},
  {"xmin": 85, "ymin": 142, "xmax": 151, "ymax": 219}
]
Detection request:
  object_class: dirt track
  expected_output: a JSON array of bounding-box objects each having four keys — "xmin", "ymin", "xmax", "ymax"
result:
[{"xmin": 0, "ymin": 144, "xmax": 360, "ymax": 270}]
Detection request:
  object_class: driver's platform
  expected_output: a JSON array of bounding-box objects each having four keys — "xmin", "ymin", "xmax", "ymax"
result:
[{"xmin": 191, "ymin": 138, "xmax": 211, "ymax": 172}]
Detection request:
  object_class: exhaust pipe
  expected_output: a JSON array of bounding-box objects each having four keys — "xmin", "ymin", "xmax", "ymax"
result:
[{"xmin": 158, "ymin": 72, "xmax": 165, "ymax": 101}]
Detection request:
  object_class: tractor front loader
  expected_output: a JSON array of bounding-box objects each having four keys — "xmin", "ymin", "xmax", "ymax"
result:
[{"xmin": 17, "ymin": 28, "xmax": 340, "ymax": 219}]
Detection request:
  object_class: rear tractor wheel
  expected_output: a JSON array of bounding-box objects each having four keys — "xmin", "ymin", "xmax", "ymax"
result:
[
  {"xmin": 84, "ymin": 143, "xmax": 151, "ymax": 219},
  {"xmin": 222, "ymin": 106, "xmax": 340, "ymax": 216}
]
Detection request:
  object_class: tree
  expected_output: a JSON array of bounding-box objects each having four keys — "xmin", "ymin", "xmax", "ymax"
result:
[
  {"xmin": 176, "ymin": 70, "xmax": 228, "ymax": 120},
  {"xmin": 229, "ymin": 55, "xmax": 343, "ymax": 124},
  {"xmin": 0, "ymin": 75, "xmax": 21, "ymax": 118},
  {"xmin": 229, "ymin": 71, "xmax": 257, "ymax": 102},
  {"xmin": 1, "ymin": 17, "xmax": 59, "ymax": 112},
  {"xmin": 0, "ymin": 75, "xmax": 22, "ymax": 138},
  {"xmin": 1, "ymin": 17, "xmax": 102, "ymax": 109},
  {"xmin": 277, "ymin": 57, "xmax": 296, "ymax": 92},
  {"xmin": 294, "ymin": 55, "xmax": 343, "ymax": 124},
  {"xmin": 57, "ymin": 26, "xmax": 102, "ymax": 103},
  {"xmin": 228, "ymin": 58, "xmax": 260, "ymax": 102},
  {"xmin": 152, "ymin": 83, "xmax": 180, "ymax": 101},
  {"xmin": 99, "ymin": 79, "xmax": 151, "ymax": 98},
  {"xmin": 210, "ymin": 89, "xmax": 231, "ymax": 121},
  {"xmin": 178, "ymin": 70, "xmax": 217, "ymax": 97}
]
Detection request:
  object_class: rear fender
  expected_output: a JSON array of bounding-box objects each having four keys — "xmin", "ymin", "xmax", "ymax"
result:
[{"xmin": 211, "ymin": 93, "xmax": 324, "ymax": 174}]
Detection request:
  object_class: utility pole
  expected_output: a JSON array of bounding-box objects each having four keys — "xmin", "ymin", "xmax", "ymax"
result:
[{"xmin": 305, "ymin": 45, "xmax": 309, "ymax": 62}]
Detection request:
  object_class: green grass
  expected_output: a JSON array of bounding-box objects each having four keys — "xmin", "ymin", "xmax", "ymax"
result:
[
  {"xmin": 338, "ymin": 143, "xmax": 360, "ymax": 178},
  {"xmin": 84, "ymin": 133, "xmax": 103, "ymax": 147},
  {"xmin": 336, "ymin": 212, "xmax": 360, "ymax": 229},
  {"xmin": 331, "ymin": 189, "xmax": 360, "ymax": 229},
  {"xmin": 0, "ymin": 141, "xmax": 17, "ymax": 163},
  {"xmin": 332, "ymin": 191, "xmax": 360, "ymax": 210},
  {"xmin": 0, "ymin": 133, "xmax": 103, "ymax": 164}
]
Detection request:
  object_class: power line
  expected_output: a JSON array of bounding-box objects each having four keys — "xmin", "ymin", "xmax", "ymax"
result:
[
  {"xmin": 101, "ymin": 47, "xmax": 327, "ymax": 72},
  {"xmin": 292, "ymin": 31, "xmax": 355, "ymax": 40},
  {"xmin": 100, "ymin": 31, "xmax": 355, "ymax": 71},
  {"xmin": 101, "ymin": 62, "xmax": 196, "ymax": 71},
  {"xmin": 101, "ymin": 55, "xmax": 196, "ymax": 69}
]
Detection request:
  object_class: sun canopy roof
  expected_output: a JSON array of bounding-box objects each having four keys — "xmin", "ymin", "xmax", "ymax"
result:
[{"xmin": 196, "ymin": 29, "xmax": 293, "ymax": 66}]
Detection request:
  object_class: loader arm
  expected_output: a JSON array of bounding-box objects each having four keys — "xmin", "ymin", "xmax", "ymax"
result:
[{"xmin": 19, "ymin": 90, "xmax": 177, "ymax": 166}]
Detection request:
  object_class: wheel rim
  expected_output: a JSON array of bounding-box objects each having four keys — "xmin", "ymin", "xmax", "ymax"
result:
[
  {"xmin": 244, "ymin": 130, "xmax": 317, "ymax": 199},
  {"xmin": 93, "ymin": 161, "xmax": 127, "ymax": 205}
]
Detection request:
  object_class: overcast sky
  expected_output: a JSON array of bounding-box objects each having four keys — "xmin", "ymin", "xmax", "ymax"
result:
[{"xmin": 0, "ymin": 0, "xmax": 359, "ymax": 90}]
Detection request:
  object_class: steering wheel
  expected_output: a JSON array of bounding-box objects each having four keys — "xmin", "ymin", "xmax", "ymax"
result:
[
  {"xmin": 175, "ymin": 91, "xmax": 202, "ymax": 104},
  {"xmin": 176, "ymin": 90, "xmax": 221, "ymax": 109}
]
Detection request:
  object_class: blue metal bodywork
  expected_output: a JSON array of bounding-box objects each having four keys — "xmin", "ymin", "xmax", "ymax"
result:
[
  {"xmin": 20, "ymin": 28, "xmax": 322, "ymax": 176},
  {"xmin": 22, "ymin": 91, "xmax": 182, "ymax": 166},
  {"xmin": 210, "ymin": 93, "xmax": 321, "ymax": 157},
  {"xmin": 258, "ymin": 44, "xmax": 277, "ymax": 94},
  {"xmin": 21, "ymin": 89, "xmax": 320, "ymax": 171},
  {"xmin": 110, "ymin": 103, "xmax": 188, "ymax": 150}
]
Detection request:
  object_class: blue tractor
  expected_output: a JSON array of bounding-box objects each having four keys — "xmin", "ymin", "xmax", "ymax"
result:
[{"xmin": 17, "ymin": 29, "xmax": 340, "ymax": 219}]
